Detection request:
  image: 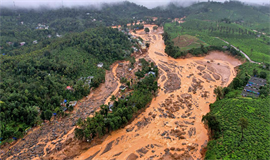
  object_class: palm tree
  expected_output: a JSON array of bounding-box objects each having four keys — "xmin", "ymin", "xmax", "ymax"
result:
[
  {"xmin": 110, "ymin": 95, "xmax": 116, "ymax": 102},
  {"xmin": 238, "ymin": 118, "xmax": 248, "ymax": 142}
]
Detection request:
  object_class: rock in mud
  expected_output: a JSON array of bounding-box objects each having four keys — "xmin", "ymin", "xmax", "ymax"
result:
[
  {"xmin": 161, "ymin": 131, "xmax": 168, "ymax": 136},
  {"xmin": 207, "ymin": 66, "xmax": 215, "ymax": 72},
  {"xmin": 159, "ymin": 150, "xmax": 193, "ymax": 160},
  {"xmin": 164, "ymin": 73, "xmax": 181, "ymax": 93},
  {"xmin": 164, "ymin": 148, "xmax": 170, "ymax": 153},
  {"xmin": 86, "ymin": 150, "xmax": 100, "ymax": 160},
  {"xmin": 161, "ymin": 75, "xmax": 166, "ymax": 82},
  {"xmin": 184, "ymin": 121, "xmax": 194, "ymax": 125},
  {"xmin": 155, "ymin": 52, "xmax": 164, "ymax": 56},
  {"xmin": 196, "ymin": 66, "xmax": 205, "ymax": 71},
  {"xmin": 136, "ymin": 147, "xmax": 149, "ymax": 155},
  {"xmin": 113, "ymin": 152, "xmax": 122, "ymax": 157},
  {"xmin": 126, "ymin": 127, "xmax": 134, "ymax": 132},
  {"xmin": 135, "ymin": 117, "xmax": 150, "ymax": 129},
  {"xmin": 212, "ymin": 73, "xmax": 220, "ymax": 80},
  {"xmin": 202, "ymin": 73, "xmax": 215, "ymax": 82},
  {"xmin": 101, "ymin": 140, "xmax": 114, "ymax": 155},
  {"xmin": 181, "ymin": 94, "xmax": 192, "ymax": 99},
  {"xmin": 188, "ymin": 127, "xmax": 196, "ymax": 137},
  {"xmin": 126, "ymin": 153, "xmax": 139, "ymax": 160}
]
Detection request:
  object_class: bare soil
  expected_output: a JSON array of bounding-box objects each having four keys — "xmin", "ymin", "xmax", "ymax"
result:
[{"xmin": 73, "ymin": 25, "xmax": 242, "ymax": 160}]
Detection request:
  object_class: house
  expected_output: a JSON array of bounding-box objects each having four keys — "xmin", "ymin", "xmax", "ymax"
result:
[
  {"xmin": 118, "ymin": 63, "xmax": 123, "ymax": 67},
  {"xmin": 241, "ymin": 77, "xmax": 267, "ymax": 97},
  {"xmin": 69, "ymin": 101, "xmax": 77, "ymax": 107},
  {"xmin": 36, "ymin": 24, "xmax": 49, "ymax": 30},
  {"xmin": 132, "ymin": 46, "xmax": 138, "ymax": 52},
  {"xmin": 56, "ymin": 33, "xmax": 62, "ymax": 38},
  {"xmin": 97, "ymin": 62, "xmax": 103, "ymax": 68},
  {"xmin": 223, "ymin": 46, "xmax": 228, "ymax": 49},
  {"xmin": 138, "ymin": 63, "xmax": 142, "ymax": 67},
  {"xmin": 79, "ymin": 76, "xmax": 94, "ymax": 85},
  {"xmin": 119, "ymin": 85, "xmax": 126, "ymax": 91},
  {"xmin": 148, "ymin": 71, "xmax": 156, "ymax": 76},
  {"xmin": 129, "ymin": 68, "xmax": 132, "ymax": 72},
  {"xmin": 66, "ymin": 86, "xmax": 73, "ymax": 90},
  {"xmin": 33, "ymin": 40, "xmax": 38, "ymax": 44},
  {"xmin": 86, "ymin": 76, "xmax": 94, "ymax": 84},
  {"xmin": 20, "ymin": 42, "xmax": 26, "ymax": 46},
  {"xmin": 109, "ymin": 103, "xmax": 114, "ymax": 111},
  {"xmin": 60, "ymin": 99, "xmax": 67, "ymax": 107},
  {"xmin": 48, "ymin": 35, "xmax": 52, "ymax": 38},
  {"xmin": 62, "ymin": 107, "xmax": 67, "ymax": 112}
]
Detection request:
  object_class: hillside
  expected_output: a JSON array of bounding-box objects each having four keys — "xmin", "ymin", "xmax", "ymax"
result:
[
  {"xmin": 0, "ymin": 1, "xmax": 149, "ymax": 54},
  {"xmin": 203, "ymin": 62, "xmax": 270, "ymax": 159},
  {"xmin": 164, "ymin": 20, "xmax": 270, "ymax": 62},
  {"xmin": 187, "ymin": 1, "xmax": 270, "ymax": 27},
  {"xmin": 0, "ymin": 27, "xmax": 132, "ymax": 143}
]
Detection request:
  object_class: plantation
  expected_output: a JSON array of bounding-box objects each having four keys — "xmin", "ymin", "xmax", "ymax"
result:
[
  {"xmin": 186, "ymin": 1, "xmax": 270, "ymax": 34},
  {"xmin": 205, "ymin": 97, "xmax": 270, "ymax": 159},
  {"xmin": 203, "ymin": 63, "xmax": 270, "ymax": 159},
  {"xmin": 172, "ymin": 35, "xmax": 208, "ymax": 51},
  {"xmin": 164, "ymin": 19, "xmax": 270, "ymax": 62}
]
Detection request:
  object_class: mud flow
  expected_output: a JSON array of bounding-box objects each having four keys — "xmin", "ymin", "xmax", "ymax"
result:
[
  {"xmin": 76, "ymin": 25, "xmax": 242, "ymax": 160},
  {"xmin": 1, "ymin": 25, "xmax": 242, "ymax": 160}
]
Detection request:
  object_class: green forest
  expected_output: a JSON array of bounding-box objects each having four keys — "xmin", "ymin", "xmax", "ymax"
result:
[{"xmin": 0, "ymin": 27, "xmax": 133, "ymax": 142}]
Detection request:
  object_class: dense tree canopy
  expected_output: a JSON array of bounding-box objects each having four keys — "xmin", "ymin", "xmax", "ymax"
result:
[{"xmin": 0, "ymin": 27, "xmax": 132, "ymax": 142}]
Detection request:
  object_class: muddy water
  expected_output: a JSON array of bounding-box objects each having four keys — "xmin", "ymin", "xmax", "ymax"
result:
[{"xmin": 75, "ymin": 25, "xmax": 242, "ymax": 160}]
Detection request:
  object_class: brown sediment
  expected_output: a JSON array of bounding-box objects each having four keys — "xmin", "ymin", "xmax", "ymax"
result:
[{"xmin": 74, "ymin": 25, "xmax": 242, "ymax": 160}]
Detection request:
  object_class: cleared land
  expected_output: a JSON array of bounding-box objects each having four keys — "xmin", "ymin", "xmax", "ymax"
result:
[{"xmin": 172, "ymin": 35, "xmax": 208, "ymax": 51}]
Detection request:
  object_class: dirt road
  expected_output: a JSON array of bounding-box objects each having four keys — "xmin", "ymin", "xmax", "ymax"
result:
[{"xmin": 215, "ymin": 37, "xmax": 258, "ymax": 63}]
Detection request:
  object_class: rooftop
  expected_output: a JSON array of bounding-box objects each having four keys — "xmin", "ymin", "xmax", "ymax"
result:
[
  {"xmin": 119, "ymin": 85, "xmax": 126, "ymax": 90},
  {"xmin": 241, "ymin": 77, "xmax": 266, "ymax": 98},
  {"xmin": 97, "ymin": 62, "xmax": 103, "ymax": 68},
  {"xmin": 248, "ymin": 77, "xmax": 267, "ymax": 86}
]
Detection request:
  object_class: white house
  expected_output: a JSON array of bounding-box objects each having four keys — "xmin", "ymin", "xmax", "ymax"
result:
[{"xmin": 97, "ymin": 62, "xmax": 103, "ymax": 68}]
